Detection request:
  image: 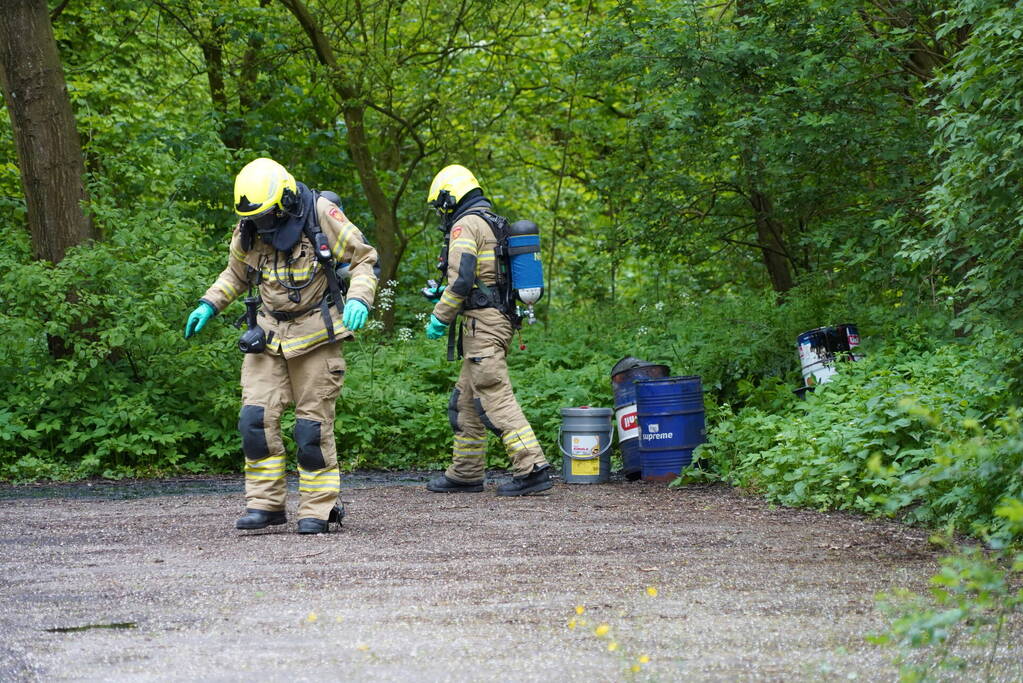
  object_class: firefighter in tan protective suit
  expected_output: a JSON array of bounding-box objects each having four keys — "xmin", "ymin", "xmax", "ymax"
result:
[
  {"xmin": 184, "ymin": 158, "xmax": 378, "ymax": 534},
  {"xmin": 423, "ymin": 165, "xmax": 552, "ymax": 496}
]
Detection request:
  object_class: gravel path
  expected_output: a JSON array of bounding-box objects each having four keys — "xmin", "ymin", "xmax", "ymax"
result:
[{"xmin": 0, "ymin": 474, "xmax": 943, "ymax": 681}]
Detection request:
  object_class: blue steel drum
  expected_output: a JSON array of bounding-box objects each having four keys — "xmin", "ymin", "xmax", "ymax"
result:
[
  {"xmin": 610, "ymin": 357, "xmax": 670, "ymax": 481},
  {"xmin": 636, "ymin": 376, "xmax": 705, "ymax": 482}
]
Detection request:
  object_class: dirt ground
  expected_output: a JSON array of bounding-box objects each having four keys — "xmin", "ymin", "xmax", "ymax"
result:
[{"xmin": 0, "ymin": 473, "xmax": 946, "ymax": 681}]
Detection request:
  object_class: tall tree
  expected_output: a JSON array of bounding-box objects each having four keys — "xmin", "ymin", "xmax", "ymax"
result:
[
  {"xmin": 0, "ymin": 0, "xmax": 96, "ymax": 264},
  {"xmin": 278, "ymin": 0, "xmax": 542, "ymax": 327},
  {"xmin": 914, "ymin": 0, "xmax": 1023, "ymax": 329},
  {"xmin": 149, "ymin": 0, "xmax": 275, "ymax": 151},
  {"xmin": 577, "ymin": 0, "xmax": 936, "ymax": 297}
]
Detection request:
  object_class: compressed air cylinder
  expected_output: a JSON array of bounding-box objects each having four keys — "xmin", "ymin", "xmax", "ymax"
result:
[{"xmin": 507, "ymin": 220, "xmax": 544, "ymax": 304}]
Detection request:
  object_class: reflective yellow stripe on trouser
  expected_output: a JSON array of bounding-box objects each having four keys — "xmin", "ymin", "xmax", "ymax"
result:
[
  {"xmin": 449, "ymin": 434, "xmax": 487, "ymax": 483},
  {"xmin": 502, "ymin": 426, "xmax": 540, "ymax": 458},
  {"xmin": 245, "ymin": 455, "xmax": 287, "ymax": 511},
  {"xmin": 299, "ymin": 466, "xmax": 340, "ymax": 517}
]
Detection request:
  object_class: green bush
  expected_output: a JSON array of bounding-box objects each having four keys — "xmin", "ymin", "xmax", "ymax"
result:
[
  {"xmin": 689, "ymin": 325, "xmax": 1023, "ymax": 542},
  {"xmin": 0, "ymin": 208, "xmax": 240, "ymax": 481},
  {"xmin": 870, "ymin": 504, "xmax": 1023, "ymax": 682}
]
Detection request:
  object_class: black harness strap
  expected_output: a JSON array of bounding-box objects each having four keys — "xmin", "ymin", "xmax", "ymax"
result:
[
  {"xmin": 446, "ymin": 318, "xmax": 458, "ymax": 362},
  {"xmin": 303, "ymin": 192, "xmax": 346, "ymax": 342}
]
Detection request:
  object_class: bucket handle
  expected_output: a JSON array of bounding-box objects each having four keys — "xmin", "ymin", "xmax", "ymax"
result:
[{"xmin": 557, "ymin": 427, "xmax": 614, "ymax": 460}]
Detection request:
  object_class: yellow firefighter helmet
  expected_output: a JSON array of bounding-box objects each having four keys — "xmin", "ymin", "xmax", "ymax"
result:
[
  {"xmin": 234, "ymin": 158, "xmax": 297, "ymax": 217},
  {"xmin": 427, "ymin": 164, "xmax": 481, "ymax": 213}
]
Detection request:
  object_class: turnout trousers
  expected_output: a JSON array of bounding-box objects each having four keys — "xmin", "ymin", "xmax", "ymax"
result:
[
  {"xmin": 238, "ymin": 342, "xmax": 346, "ymax": 520},
  {"xmin": 445, "ymin": 309, "xmax": 549, "ymax": 483}
]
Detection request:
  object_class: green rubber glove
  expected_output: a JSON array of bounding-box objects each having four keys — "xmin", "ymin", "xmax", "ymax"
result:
[
  {"xmin": 342, "ymin": 299, "xmax": 369, "ymax": 331},
  {"xmin": 425, "ymin": 314, "xmax": 448, "ymax": 340},
  {"xmin": 423, "ymin": 284, "xmax": 446, "ymax": 303},
  {"xmin": 184, "ymin": 301, "xmax": 216, "ymax": 339}
]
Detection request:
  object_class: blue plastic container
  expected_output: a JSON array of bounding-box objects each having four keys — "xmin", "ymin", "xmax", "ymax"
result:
[
  {"xmin": 610, "ymin": 357, "xmax": 670, "ymax": 481},
  {"xmin": 636, "ymin": 375, "xmax": 705, "ymax": 481}
]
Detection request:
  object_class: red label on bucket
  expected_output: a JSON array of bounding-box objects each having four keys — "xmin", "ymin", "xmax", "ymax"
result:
[{"xmin": 615, "ymin": 404, "xmax": 639, "ymax": 440}]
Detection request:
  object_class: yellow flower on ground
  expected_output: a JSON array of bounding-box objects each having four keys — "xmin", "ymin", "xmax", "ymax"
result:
[
  {"xmin": 594, "ymin": 623, "xmax": 610, "ymax": 637},
  {"xmin": 608, "ymin": 642, "xmax": 619, "ymax": 652},
  {"xmin": 568, "ymin": 618, "xmax": 577, "ymax": 630},
  {"xmin": 575, "ymin": 605, "xmax": 586, "ymax": 615},
  {"xmin": 646, "ymin": 586, "xmax": 658, "ymax": 597},
  {"xmin": 631, "ymin": 665, "xmax": 641, "ymax": 673},
  {"xmin": 639, "ymin": 655, "xmax": 650, "ymax": 663},
  {"xmin": 306, "ymin": 612, "xmax": 318, "ymax": 623}
]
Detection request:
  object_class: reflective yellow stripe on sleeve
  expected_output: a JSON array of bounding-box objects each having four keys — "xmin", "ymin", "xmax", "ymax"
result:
[
  {"xmin": 216, "ymin": 280, "xmax": 240, "ymax": 300},
  {"xmin": 331, "ymin": 225, "xmax": 357, "ymax": 259},
  {"xmin": 451, "ymin": 238, "xmax": 477, "ymax": 253},
  {"xmin": 439, "ymin": 289, "xmax": 465, "ymax": 308},
  {"xmin": 351, "ymin": 274, "xmax": 377, "ymax": 289}
]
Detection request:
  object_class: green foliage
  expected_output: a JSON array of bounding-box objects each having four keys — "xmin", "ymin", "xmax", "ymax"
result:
[
  {"xmin": 0, "ymin": 0, "xmax": 1020, "ymax": 593},
  {"xmin": 911, "ymin": 0, "xmax": 1023, "ymax": 330},
  {"xmin": 0, "ymin": 206, "xmax": 241, "ymax": 481},
  {"xmin": 870, "ymin": 507, "xmax": 1023, "ymax": 682},
  {"xmin": 577, "ymin": 0, "xmax": 935, "ymax": 293},
  {"xmin": 690, "ymin": 323, "xmax": 1023, "ymax": 542}
]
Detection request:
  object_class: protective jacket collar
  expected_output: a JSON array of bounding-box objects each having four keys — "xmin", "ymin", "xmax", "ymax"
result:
[{"xmin": 443, "ymin": 191, "xmax": 491, "ymax": 232}]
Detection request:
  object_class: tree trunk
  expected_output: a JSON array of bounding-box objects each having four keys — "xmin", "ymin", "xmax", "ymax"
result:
[
  {"xmin": 749, "ymin": 189, "xmax": 794, "ymax": 294},
  {"xmin": 200, "ymin": 34, "xmax": 240, "ymax": 149},
  {"xmin": 341, "ymin": 102, "xmax": 399, "ymax": 330},
  {"xmin": 280, "ymin": 0, "xmax": 401, "ymax": 329},
  {"xmin": 0, "ymin": 0, "xmax": 96, "ymax": 264}
]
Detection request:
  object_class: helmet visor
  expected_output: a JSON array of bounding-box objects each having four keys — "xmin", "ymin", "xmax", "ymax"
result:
[{"xmin": 241, "ymin": 208, "xmax": 279, "ymax": 235}]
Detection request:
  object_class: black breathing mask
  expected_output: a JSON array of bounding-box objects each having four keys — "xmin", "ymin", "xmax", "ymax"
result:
[{"xmin": 240, "ymin": 209, "xmax": 281, "ymax": 251}]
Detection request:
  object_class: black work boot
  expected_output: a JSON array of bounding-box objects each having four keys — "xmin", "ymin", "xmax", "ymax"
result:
[
  {"xmin": 496, "ymin": 465, "xmax": 553, "ymax": 496},
  {"xmin": 235, "ymin": 508, "xmax": 287, "ymax": 530},
  {"xmin": 426, "ymin": 474, "xmax": 484, "ymax": 493},
  {"xmin": 297, "ymin": 518, "xmax": 329, "ymax": 534}
]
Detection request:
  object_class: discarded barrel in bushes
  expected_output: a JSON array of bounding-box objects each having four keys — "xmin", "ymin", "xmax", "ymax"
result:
[
  {"xmin": 796, "ymin": 323, "xmax": 862, "ymax": 393},
  {"xmin": 610, "ymin": 357, "xmax": 670, "ymax": 481},
  {"xmin": 558, "ymin": 406, "xmax": 614, "ymax": 484},
  {"xmin": 636, "ymin": 376, "xmax": 705, "ymax": 482}
]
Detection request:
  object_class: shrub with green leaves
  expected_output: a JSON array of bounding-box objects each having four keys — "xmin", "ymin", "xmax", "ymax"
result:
[
  {"xmin": 870, "ymin": 505, "xmax": 1023, "ymax": 682},
  {"xmin": 0, "ymin": 208, "xmax": 241, "ymax": 481},
  {"xmin": 690, "ymin": 325, "xmax": 1023, "ymax": 543}
]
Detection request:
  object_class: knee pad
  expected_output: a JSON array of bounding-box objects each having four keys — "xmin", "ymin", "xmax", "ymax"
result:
[
  {"xmin": 448, "ymin": 388, "xmax": 461, "ymax": 433},
  {"xmin": 295, "ymin": 418, "xmax": 326, "ymax": 470},
  {"xmin": 239, "ymin": 405, "xmax": 269, "ymax": 460},
  {"xmin": 473, "ymin": 397, "xmax": 502, "ymax": 437}
]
